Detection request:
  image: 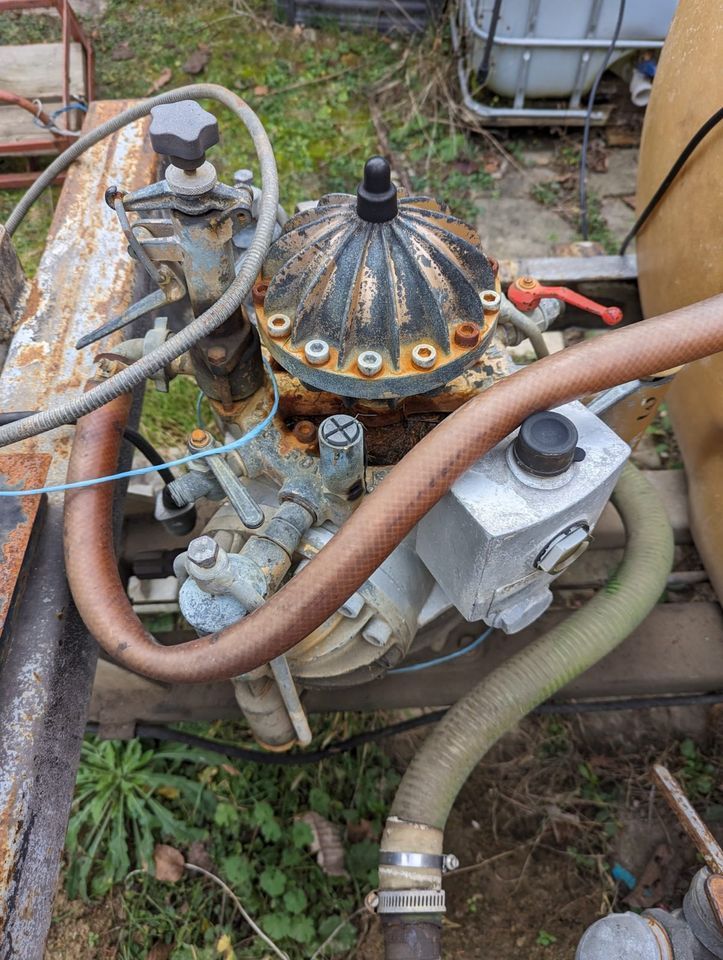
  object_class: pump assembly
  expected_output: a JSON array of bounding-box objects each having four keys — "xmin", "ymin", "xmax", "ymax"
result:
[{"xmin": 1, "ymin": 70, "xmax": 723, "ymax": 960}]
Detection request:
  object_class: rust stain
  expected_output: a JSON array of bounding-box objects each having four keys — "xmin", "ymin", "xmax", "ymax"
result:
[
  {"xmin": 0, "ymin": 454, "xmax": 52, "ymax": 634},
  {"xmin": 14, "ymin": 343, "xmax": 49, "ymax": 368},
  {"xmin": 0, "ymin": 783, "xmax": 20, "ymax": 939}
]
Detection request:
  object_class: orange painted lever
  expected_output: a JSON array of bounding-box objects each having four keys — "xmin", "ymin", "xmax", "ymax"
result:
[{"xmin": 508, "ymin": 276, "xmax": 623, "ymax": 326}]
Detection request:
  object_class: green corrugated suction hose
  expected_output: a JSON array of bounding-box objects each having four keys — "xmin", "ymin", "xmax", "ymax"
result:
[{"xmin": 388, "ymin": 461, "xmax": 673, "ymax": 830}]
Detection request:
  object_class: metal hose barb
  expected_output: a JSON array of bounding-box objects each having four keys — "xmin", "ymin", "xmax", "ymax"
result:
[{"xmin": 64, "ymin": 293, "xmax": 723, "ymax": 684}]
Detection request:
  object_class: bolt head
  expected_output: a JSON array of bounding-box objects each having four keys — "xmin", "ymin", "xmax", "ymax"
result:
[
  {"xmin": 187, "ymin": 535, "xmax": 219, "ymax": 569},
  {"xmin": 411, "ymin": 343, "xmax": 437, "ymax": 369},
  {"xmin": 305, "ymin": 339, "xmax": 330, "ymax": 365},
  {"xmin": 189, "ymin": 428, "xmax": 212, "ymax": 449},
  {"xmin": 481, "ymin": 289, "xmax": 502, "ymax": 313},
  {"xmin": 454, "ymin": 322, "xmax": 481, "ymax": 347},
  {"xmin": 357, "ymin": 350, "xmax": 383, "ymax": 377},
  {"xmin": 267, "ymin": 313, "xmax": 292, "ymax": 339}
]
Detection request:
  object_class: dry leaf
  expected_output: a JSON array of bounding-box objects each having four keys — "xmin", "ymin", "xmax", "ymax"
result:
[
  {"xmin": 292, "ymin": 23, "xmax": 303, "ymax": 36},
  {"xmin": 153, "ymin": 843, "xmax": 185, "ymax": 882},
  {"xmin": 299, "ymin": 811, "xmax": 348, "ymax": 877},
  {"xmin": 183, "ymin": 44, "xmax": 211, "ymax": 75},
  {"xmin": 347, "ymin": 818, "xmax": 376, "ymax": 844},
  {"xmin": 187, "ymin": 840, "xmax": 216, "ymax": 874},
  {"xmin": 622, "ymin": 194, "xmax": 637, "ymax": 210},
  {"xmin": 253, "ymin": 85, "xmax": 269, "ymax": 96},
  {"xmin": 625, "ymin": 843, "xmax": 673, "ymax": 910},
  {"xmin": 148, "ymin": 944, "xmax": 173, "ymax": 960},
  {"xmin": 147, "ymin": 68, "xmax": 172, "ymax": 95},
  {"xmin": 216, "ymin": 933, "xmax": 236, "ymax": 959}
]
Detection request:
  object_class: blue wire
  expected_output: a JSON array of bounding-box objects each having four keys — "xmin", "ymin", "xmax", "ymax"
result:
[
  {"xmin": 51, "ymin": 103, "xmax": 88, "ymax": 117},
  {"xmin": 0, "ymin": 359, "xmax": 279, "ymax": 498},
  {"xmin": 196, "ymin": 390, "xmax": 206, "ymax": 429},
  {"xmin": 390, "ymin": 626, "xmax": 494, "ymax": 674}
]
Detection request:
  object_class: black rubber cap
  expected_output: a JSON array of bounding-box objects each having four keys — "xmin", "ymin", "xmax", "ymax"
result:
[
  {"xmin": 513, "ymin": 411, "xmax": 585, "ymax": 477},
  {"xmin": 356, "ymin": 156, "xmax": 398, "ymax": 222}
]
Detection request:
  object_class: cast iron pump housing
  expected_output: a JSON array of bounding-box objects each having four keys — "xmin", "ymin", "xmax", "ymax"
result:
[{"xmin": 257, "ymin": 157, "xmax": 500, "ymax": 399}]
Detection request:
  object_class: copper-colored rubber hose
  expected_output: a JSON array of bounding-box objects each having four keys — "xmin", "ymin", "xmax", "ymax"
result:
[
  {"xmin": 65, "ymin": 294, "xmax": 723, "ymax": 684},
  {"xmin": 0, "ymin": 89, "xmax": 58, "ymax": 133}
]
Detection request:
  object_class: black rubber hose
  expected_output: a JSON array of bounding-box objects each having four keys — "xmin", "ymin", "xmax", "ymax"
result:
[{"xmin": 619, "ymin": 105, "xmax": 723, "ymax": 255}]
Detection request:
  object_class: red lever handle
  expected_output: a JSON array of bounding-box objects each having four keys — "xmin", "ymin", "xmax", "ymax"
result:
[{"xmin": 508, "ymin": 276, "xmax": 623, "ymax": 326}]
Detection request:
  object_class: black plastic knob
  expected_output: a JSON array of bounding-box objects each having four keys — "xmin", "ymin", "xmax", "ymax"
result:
[
  {"xmin": 513, "ymin": 411, "xmax": 585, "ymax": 477},
  {"xmin": 149, "ymin": 101, "xmax": 219, "ymax": 170},
  {"xmin": 356, "ymin": 156, "xmax": 398, "ymax": 223}
]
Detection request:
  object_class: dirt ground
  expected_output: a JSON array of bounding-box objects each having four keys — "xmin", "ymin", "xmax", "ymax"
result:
[{"xmin": 355, "ymin": 712, "xmax": 723, "ymax": 960}]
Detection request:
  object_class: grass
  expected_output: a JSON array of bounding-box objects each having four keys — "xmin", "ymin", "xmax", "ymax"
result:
[{"xmin": 64, "ymin": 714, "xmax": 402, "ymax": 959}]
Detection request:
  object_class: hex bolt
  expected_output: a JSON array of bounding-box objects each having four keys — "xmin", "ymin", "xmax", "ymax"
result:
[
  {"xmin": 187, "ymin": 535, "xmax": 219, "ymax": 569},
  {"xmin": 357, "ymin": 350, "xmax": 383, "ymax": 377},
  {"xmin": 340, "ymin": 592, "xmax": 365, "ymax": 619},
  {"xmin": 454, "ymin": 322, "xmax": 481, "ymax": 348},
  {"xmin": 304, "ymin": 339, "xmax": 330, "ymax": 365},
  {"xmin": 361, "ymin": 615, "xmax": 393, "ymax": 647},
  {"xmin": 233, "ymin": 168, "xmax": 254, "ymax": 187},
  {"xmin": 267, "ymin": 313, "xmax": 292, "ymax": 339},
  {"xmin": 293, "ymin": 420, "xmax": 317, "ymax": 444},
  {"xmin": 411, "ymin": 343, "xmax": 437, "ymax": 369},
  {"xmin": 252, "ymin": 281, "xmax": 268, "ymax": 305},
  {"xmin": 188, "ymin": 428, "xmax": 212, "ymax": 449},
  {"xmin": 481, "ymin": 289, "xmax": 502, "ymax": 314}
]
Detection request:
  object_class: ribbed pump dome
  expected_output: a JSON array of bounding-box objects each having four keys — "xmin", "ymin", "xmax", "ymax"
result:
[{"xmin": 258, "ymin": 158, "xmax": 499, "ymax": 399}]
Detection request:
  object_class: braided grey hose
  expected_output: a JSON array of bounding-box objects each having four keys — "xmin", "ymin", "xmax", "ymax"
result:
[{"xmin": 0, "ymin": 84, "xmax": 278, "ymax": 448}]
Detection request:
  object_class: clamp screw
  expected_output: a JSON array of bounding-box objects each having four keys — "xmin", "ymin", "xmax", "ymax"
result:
[{"xmin": 149, "ymin": 100, "xmax": 219, "ymax": 170}]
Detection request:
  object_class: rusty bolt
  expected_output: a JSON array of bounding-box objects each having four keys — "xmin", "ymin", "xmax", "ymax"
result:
[
  {"xmin": 189, "ymin": 428, "xmax": 212, "ymax": 449},
  {"xmin": 187, "ymin": 535, "xmax": 219, "ymax": 569},
  {"xmin": 487, "ymin": 255, "xmax": 499, "ymax": 277},
  {"xmin": 207, "ymin": 345, "xmax": 227, "ymax": 365},
  {"xmin": 293, "ymin": 420, "xmax": 317, "ymax": 444},
  {"xmin": 252, "ymin": 280, "xmax": 269, "ymax": 305},
  {"xmin": 518, "ymin": 276, "xmax": 537, "ymax": 290},
  {"xmin": 454, "ymin": 322, "xmax": 481, "ymax": 347}
]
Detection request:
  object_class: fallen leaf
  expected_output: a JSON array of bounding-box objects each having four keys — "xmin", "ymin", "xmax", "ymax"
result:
[
  {"xmin": 216, "ymin": 933, "xmax": 236, "ymax": 959},
  {"xmin": 154, "ymin": 843, "xmax": 185, "ymax": 883},
  {"xmin": 622, "ymin": 194, "xmax": 637, "ymax": 210},
  {"xmin": 347, "ymin": 818, "xmax": 376, "ymax": 844},
  {"xmin": 148, "ymin": 944, "xmax": 173, "ymax": 960},
  {"xmin": 298, "ymin": 811, "xmax": 348, "ymax": 877},
  {"xmin": 292, "ymin": 23, "xmax": 303, "ymax": 36},
  {"xmin": 187, "ymin": 840, "xmax": 216, "ymax": 874},
  {"xmin": 253, "ymin": 85, "xmax": 269, "ymax": 96},
  {"xmin": 110, "ymin": 41, "xmax": 134, "ymax": 61},
  {"xmin": 221, "ymin": 762, "xmax": 241, "ymax": 776},
  {"xmin": 147, "ymin": 68, "xmax": 172, "ymax": 95},
  {"xmin": 183, "ymin": 44, "xmax": 211, "ymax": 75}
]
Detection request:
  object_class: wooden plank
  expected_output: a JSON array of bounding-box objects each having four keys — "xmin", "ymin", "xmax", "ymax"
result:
[
  {"xmin": 0, "ymin": 42, "xmax": 85, "ymax": 99},
  {"xmin": 87, "ymin": 601, "xmax": 723, "ymax": 725}
]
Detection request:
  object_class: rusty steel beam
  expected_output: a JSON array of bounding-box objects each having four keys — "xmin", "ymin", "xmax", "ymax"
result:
[{"xmin": 0, "ymin": 101, "xmax": 156, "ymax": 960}]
